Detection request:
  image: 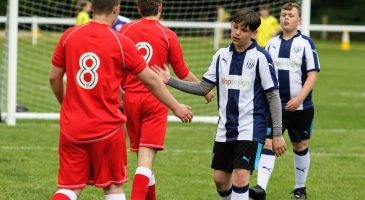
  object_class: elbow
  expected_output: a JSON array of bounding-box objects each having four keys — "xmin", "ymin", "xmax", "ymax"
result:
[
  {"xmin": 49, "ymin": 76, "xmax": 56, "ymax": 85},
  {"xmin": 141, "ymin": 76, "xmax": 161, "ymax": 92},
  {"xmin": 49, "ymin": 74, "xmax": 59, "ymax": 86}
]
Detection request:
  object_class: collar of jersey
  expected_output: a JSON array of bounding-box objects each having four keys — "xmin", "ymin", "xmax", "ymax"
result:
[
  {"xmin": 279, "ymin": 30, "xmax": 301, "ymax": 41},
  {"xmin": 229, "ymin": 39, "xmax": 257, "ymax": 53}
]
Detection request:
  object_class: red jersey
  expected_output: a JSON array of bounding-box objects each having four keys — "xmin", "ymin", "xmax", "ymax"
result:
[
  {"xmin": 120, "ymin": 18, "xmax": 190, "ymax": 92},
  {"xmin": 52, "ymin": 21, "xmax": 146, "ymax": 142}
]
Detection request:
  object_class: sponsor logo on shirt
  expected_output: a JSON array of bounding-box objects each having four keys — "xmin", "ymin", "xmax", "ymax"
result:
[
  {"xmin": 274, "ymin": 58, "xmax": 300, "ymax": 72},
  {"xmin": 221, "ymin": 75, "xmax": 251, "ymax": 90}
]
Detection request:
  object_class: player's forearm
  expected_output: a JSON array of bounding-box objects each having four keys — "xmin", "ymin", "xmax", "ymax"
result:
[
  {"xmin": 148, "ymin": 80, "xmax": 180, "ymax": 110},
  {"xmin": 167, "ymin": 78, "xmax": 214, "ymax": 96},
  {"xmin": 181, "ymin": 71, "xmax": 214, "ymax": 101},
  {"xmin": 182, "ymin": 71, "xmax": 200, "ymax": 82},
  {"xmin": 266, "ymin": 89, "xmax": 282, "ymax": 136},
  {"xmin": 137, "ymin": 67, "xmax": 180, "ymax": 111},
  {"xmin": 298, "ymin": 72, "xmax": 318, "ymax": 101},
  {"xmin": 49, "ymin": 78, "xmax": 64, "ymax": 104}
]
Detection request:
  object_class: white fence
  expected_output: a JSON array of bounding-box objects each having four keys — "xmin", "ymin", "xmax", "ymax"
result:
[
  {"xmin": 1, "ymin": 16, "xmax": 365, "ymax": 124},
  {"xmin": 2, "ymin": 16, "xmax": 365, "ymax": 48}
]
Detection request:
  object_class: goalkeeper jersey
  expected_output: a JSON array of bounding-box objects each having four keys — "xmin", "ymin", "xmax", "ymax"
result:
[
  {"xmin": 256, "ymin": 15, "xmax": 280, "ymax": 48},
  {"xmin": 266, "ymin": 31, "xmax": 320, "ymax": 110},
  {"xmin": 120, "ymin": 18, "xmax": 190, "ymax": 92},
  {"xmin": 52, "ymin": 21, "xmax": 146, "ymax": 142},
  {"xmin": 76, "ymin": 11, "xmax": 90, "ymax": 26}
]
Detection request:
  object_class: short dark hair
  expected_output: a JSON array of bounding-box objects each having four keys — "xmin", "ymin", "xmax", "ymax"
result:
[
  {"xmin": 282, "ymin": 2, "xmax": 301, "ymax": 17},
  {"xmin": 91, "ymin": 0, "xmax": 119, "ymax": 15},
  {"xmin": 137, "ymin": 0, "xmax": 162, "ymax": 17},
  {"xmin": 232, "ymin": 9, "xmax": 261, "ymax": 32}
]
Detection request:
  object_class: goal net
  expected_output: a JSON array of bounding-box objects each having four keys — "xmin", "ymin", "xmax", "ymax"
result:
[{"xmin": 0, "ymin": 0, "xmax": 300, "ymax": 124}]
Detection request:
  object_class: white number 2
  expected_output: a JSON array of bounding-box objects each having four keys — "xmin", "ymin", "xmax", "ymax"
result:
[{"xmin": 77, "ymin": 52, "xmax": 100, "ymax": 89}]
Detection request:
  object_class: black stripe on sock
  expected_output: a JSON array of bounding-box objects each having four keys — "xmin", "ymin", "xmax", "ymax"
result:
[
  {"xmin": 232, "ymin": 184, "xmax": 249, "ymax": 194},
  {"xmin": 262, "ymin": 148, "xmax": 275, "ymax": 156},
  {"xmin": 293, "ymin": 148, "xmax": 309, "ymax": 156},
  {"xmin": 218, "ymin": 187, "xmax": 232, "ymax": 197}
]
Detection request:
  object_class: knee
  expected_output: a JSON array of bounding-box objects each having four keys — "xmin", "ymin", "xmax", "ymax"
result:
[
  {"xmin": 104, "ymin": 184, "xmax": 124, "ymax": 195},
  {"xmin": 232, "ymin": 169, "xmax": 250, "ymax": 186},
  {"xmin": 292, "ymin": 140, "xmax": 308, "ymax": 152},
  {"xmin": 214, "ymin": 174, "xmax": 231, "ymax": 191}
]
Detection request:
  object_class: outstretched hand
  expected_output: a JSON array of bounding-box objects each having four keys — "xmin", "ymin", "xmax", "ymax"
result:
[
  {"xmin": 151, "ymin": 64, "xmax": 171, "ymax": 84},
  {"xmin": 172, "ymin": 103, "xmax": 193, "ymax": 123}
]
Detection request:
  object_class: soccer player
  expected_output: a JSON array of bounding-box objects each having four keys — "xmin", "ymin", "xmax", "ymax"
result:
[
  {"xmin": 49, "ymin": 0, "xmax": 193, "ymax": 200},
  {"xmin": 249, "ymin": 3, "xmax": 320, "ymax": 200},
  {"xmin": 75, "ymin": 0, "xmax": 91, "ymax": 26},
  {"xmin": 119, "ymin": 1, "xmax": 213, "ymax": 199},
  {"xmin": 152, "ymin": 9, "xmax": 286, "ymax": 200},
  {"xmin": 256, "ymin": 4, "xmax": 280, "ymax": 48},
  {"xmin": 112, "ymin": 15, "xmax": 131, "ymax": 32}
]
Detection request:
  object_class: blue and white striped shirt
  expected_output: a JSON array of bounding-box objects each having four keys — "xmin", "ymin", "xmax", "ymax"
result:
[
  {"xmin": 203, "ymin": 41, "xmax": 279, "ymax": 143},
  {"xmin": 112, "ymin": 15, "xmax": 131, "ymax": 32},
  {"xmin": 266, "ymin": 31, "xmax": 320, "ymax": 110}
]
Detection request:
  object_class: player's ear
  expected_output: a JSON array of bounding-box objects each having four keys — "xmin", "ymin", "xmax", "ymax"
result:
[
  {"xmin": 158, "ymin": 4, "xmax": 162, "ymax": 13},
  {"xmin": 137, "ymin": 6, "xmax": 142, "ymax": 16},
  {"xmin": 113, "ymin": 5, "xmax": 120, "ymax": 15},
  {"xmin": 251, "ymin": 30, "xmax": 257, "ymax": 38}
]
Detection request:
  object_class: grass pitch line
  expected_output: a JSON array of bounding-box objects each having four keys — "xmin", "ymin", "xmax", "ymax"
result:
[
  {"xmin": 1, "ymin": 145, "xmax": 365, "ymax": 158},
  {"xmin": 168, "ymin": 126, "xmax": 365, "ymax": 133}
]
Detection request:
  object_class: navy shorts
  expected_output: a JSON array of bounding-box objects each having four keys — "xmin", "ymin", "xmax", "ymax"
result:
[
  {"xmin": 267, "ymin": 107, "xmax": 314, "ymax": 142},
  {"xmin": 211, "ymin": 141, "xmax": 263, "ymax": 172}
]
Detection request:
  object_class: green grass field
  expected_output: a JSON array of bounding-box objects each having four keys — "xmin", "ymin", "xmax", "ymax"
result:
[{"xmin": 1, "ymin": 36, "xmax": 365, "ymax": 199}]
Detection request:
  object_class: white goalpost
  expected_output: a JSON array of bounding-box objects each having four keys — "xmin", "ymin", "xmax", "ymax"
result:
[{"xmin": 0, "ymin": 0, "xmax": 308, "ymax": 125}]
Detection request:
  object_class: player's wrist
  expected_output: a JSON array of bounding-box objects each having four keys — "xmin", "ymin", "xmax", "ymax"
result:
[
  {"xmin": 273, "ymin": 127, "xmax": 282, "ymax": 136},
  {"xmin": 166, "ymin": 77, "xmax": 173, "ymax": 85}
]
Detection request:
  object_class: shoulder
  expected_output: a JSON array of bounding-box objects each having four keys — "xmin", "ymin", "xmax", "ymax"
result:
[
  {"xmin": 156, "ymin": 22, "xmax": 176, "ymax": 36},
  {"xmin": 268, "ymin": 16, "xmax": 278, "ymax": 21},
  {"xmin": 256, "ymin": 46, "xmax": 273, "ymax": 63},
  {"xmin": 120, "ymin": 19, "xmax": 142, "ymax": 34},
  {"xmin": 266, "ymin": 35, "xmax": 280, "ymax": 48},
  {"xmin": 60, "ymin": 25, "xmax": 83, "ymax": 44},
  {"xmin": 77, "ymin": 11, "xmax": 88, "ymax": 18},
  {"xmin": 216, "ymin": 45, "xmax": 231, "ymax": 56},
  {"xmin": 299, "ymin": 34, "xmax": 317, "ymax": 49}
]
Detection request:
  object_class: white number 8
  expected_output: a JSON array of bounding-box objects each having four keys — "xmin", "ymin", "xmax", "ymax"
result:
[{"xmin": 77, "ymin": 52, "xmax": 100, "ymax": 89}]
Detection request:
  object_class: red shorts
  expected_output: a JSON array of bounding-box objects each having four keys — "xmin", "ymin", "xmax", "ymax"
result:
[
  {"xmin": 57, "ymin": 128, "xmax": 127, "ymax": 189},
  {"xmin": 124, "ymin": 91, "xmax": 168, "ymax": 152}
]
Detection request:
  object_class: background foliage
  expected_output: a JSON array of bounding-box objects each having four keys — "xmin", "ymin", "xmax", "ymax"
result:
[{"xmin": 1, "ymin": 0, "xmax": 365, "ymax": 24}]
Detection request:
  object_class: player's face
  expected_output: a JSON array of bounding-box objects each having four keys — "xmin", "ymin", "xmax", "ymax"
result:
[
  {"xmin": 231, "ymin": 22, "xmax": 255, "ymax": 50},
  {"xmin": 259, "ymin": 9, "xmax": 269, "ymax": 18},
  {"xmin": 280, "ymin": 8, "xmax": 301, "ymax": 33}
]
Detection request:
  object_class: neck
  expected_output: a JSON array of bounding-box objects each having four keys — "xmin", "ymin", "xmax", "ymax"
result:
[
  {"xmin": 283, "ymin": 30, "xmax": 298, "ymax": 40},
  {"xmin": 235, "ymin": 40, "xmax": 252, "ymax": 52},
  {"xmin": 144, "ymin": 15, "xmax": 160, "ymax": 21},
  {"xmin": 93, "ymin": 15, "xmax": 115, "ymax": 26}
]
